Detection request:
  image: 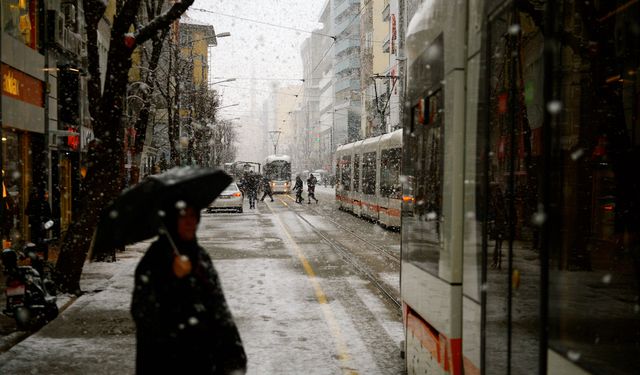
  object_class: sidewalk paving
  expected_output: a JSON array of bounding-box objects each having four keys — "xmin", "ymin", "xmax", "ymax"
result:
[{"xmin": 0, "ymin": 242, "xmax": 147, "ymax": 374}]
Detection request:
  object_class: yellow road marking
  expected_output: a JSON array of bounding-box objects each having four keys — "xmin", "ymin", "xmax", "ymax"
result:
[{"xmin": 266, "ymin": 202, "xmax": 358, "ymax": 375}]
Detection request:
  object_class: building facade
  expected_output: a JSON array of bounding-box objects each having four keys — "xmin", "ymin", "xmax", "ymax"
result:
[
  {"xmin": 1, "ymin": 0, "xmax": 93, "ymax": 243},
  {"xmin": 332, "ymin": 0, "xmax": 361, "ymax": 144}
]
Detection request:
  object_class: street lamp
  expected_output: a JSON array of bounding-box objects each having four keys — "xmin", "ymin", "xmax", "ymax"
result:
[
  {"xmin": 210, "ymin": 78, "xmax": 236, "ymax": 86},
  {"xmin": 217, "ymin": 103, "xmax": 240, "ymax": 110}
]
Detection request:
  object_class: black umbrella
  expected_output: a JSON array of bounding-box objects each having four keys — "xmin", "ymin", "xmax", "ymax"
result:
[{"xmin": 92, "ymin": 166, "xmax": 232, "ymax": 255}]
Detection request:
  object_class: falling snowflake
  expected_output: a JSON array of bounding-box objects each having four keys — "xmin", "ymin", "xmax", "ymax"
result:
[{"xmin": 547, "ymin": 100, "xmax": 562, "ymax": 114}]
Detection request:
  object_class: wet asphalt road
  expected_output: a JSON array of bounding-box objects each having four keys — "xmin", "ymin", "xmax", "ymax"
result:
[{"xmin": 201, "ymin": 186, "xmax": 404, "ymax": 374}]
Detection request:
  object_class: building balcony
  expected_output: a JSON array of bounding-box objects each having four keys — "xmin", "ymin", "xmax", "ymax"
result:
[
  {"xmin": 382, "ymin": 33, "xmax": 390, "ymax": 53},
  {"xmin": 334, "ymin": 78, "xmax": 360, "ymax": 94},
  {"xmin": 334, "ymin": 0, "xmax": 360, "ymax": 19},
  {"xmin": 334, "ymin": 55, "xmax": 360, "ymax": 75},
  {"xmin": 334, "ymin": 38, "xmax": 358, "ymax": 56},
  {"xmin": 383, "ymin": 1, "xmax": 390, "ymax": 21},
  {"xmin": 334, "ymin": 15, "xmax": 360, "ymax": 36}
]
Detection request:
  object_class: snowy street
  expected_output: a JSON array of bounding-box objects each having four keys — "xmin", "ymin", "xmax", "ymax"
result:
[{"xmin": 0, "ymin": 187, "xmax": 404, "ymax": 374}]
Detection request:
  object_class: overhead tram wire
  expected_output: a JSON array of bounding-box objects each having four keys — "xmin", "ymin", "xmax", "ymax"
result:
[
  {"xmin": 214, "ymin": 83, "xmax": 377, "ymax": 101},
  {"xmin": 307, "ymin": 0, "xmax": 373, "ymax": 78},
  {"xmin": 190, "ymin": 8, "xmax": 336, "ymax": 41},
  {"xmin": 211, "ymin": 77, "xmax": 305, "ymax": 82},
  {"xmin": 198, "ymin": 2, "xmax": 377, "ymax": 103}
]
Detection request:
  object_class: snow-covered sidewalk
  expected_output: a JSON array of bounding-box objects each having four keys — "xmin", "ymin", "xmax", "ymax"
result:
[{"xmin": 0, "ymin": 243, "xmax": 146, "ymax": 374}]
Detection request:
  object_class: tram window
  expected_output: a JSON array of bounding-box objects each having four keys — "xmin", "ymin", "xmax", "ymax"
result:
[
  {"xmin": 478, "ymin": 7, "xmax": 545, "ymax": 373},
  {"xmin": 380, "ymin": 148, "xmax": 401, "ymax": 199},
  {"xmin": 353, "ymin": 154, "xmax": 360, "ymax": 192},
  {"xmin": 362, "ymin": 152, "xmax": 376, "ymax": 195},
  {"xmin": 545, "ymin": 2, "xmax": 640, "ymax": 374},
  {"xmin": 341, "ymin": 155, "xmax": 351, "ymax": 191},
  {"xmin": 401, "ymin": 33, "xmax": 444, "ymax": 277}
]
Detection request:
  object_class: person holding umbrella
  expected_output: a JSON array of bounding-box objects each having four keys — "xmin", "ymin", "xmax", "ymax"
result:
[
  {"xmin": 130, "ymin": 197, "xmax": 247, "ymax": 374},
  {"xmin": 93, "ymin": 167, "xmax": 246, "ymax": 374}
]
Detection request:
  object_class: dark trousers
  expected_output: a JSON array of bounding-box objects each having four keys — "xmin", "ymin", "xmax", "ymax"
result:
[
  {"xmin": 307, "ymin": 188, "xmax": 318, "ymax": 203},
  {"xmin": 261, "ymin": 191, "xmax": 273, "ymax": 201},
  {"xmin": 248, "ymin": 191, "xmax": 257, "ymax": 208}
]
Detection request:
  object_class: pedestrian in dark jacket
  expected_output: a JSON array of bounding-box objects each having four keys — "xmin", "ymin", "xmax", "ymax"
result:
[
  {"xmin": 306, "ymin": 175, "xmax": 318, "ymax": 204},
  {"xmin": 260, "ymin": 176, "xmax": 273, "ymax": 202},
  {"xmin": 244, "ymin": 171, "xmax": 259, "ymax": 209},
  {"xmin": 489, "ymin": 184, "xmax": 507, "ymax": 270},
  {"xmin": 293, "ymin": 176, "xmax": 304, "ymax": 204},
  {"xmin": 131, "ymin": 199, "xmax": 247, "ymax": 375}
]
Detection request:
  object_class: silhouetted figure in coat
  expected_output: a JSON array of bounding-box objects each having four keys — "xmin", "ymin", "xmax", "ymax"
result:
[
  {"xmin": 131, "ymin": 200, "xmax": 247, "ymax": 375},
  {"xmin": 307, "ymin": 175, "xmax": 318, "ymax": 204},
  {"xmin": 489, "ymin": 184, "xmax": 507, "ymax": 270},
  {"xmin": 260, "ymin": 176, "xmax": 273, "ymax": 202},
  {"xmin": 293, "ymin": 176, "xmax": 304, "ymax": 204},
  {"xmin": 244, "ymin": 171, "xmax": 259, "ymax": 209}
]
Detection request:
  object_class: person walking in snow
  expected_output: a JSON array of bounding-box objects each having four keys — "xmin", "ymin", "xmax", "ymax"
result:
[
  {"xmin": 293, "ymin": 176, "xmax": 304, "ymax": 204},
  {"xmin": 306, "ymin": 174, "xmax": 318, "ymax": 204},
  {"xmin": 131, "ymin": 198, "xmax": 247, "ymax": 375},
  {"xmin": 245, "ymin": 171, "xmax": 259, "ymax": 209},
  {"xmin": 260, "ymin": 176, "xmax": 274, "ymax": 202}
]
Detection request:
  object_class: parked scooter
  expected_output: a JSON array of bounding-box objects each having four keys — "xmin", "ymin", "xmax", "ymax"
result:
[{"xmin": 2, "ymin": 228, "xmax": 58, "ymax": 330}]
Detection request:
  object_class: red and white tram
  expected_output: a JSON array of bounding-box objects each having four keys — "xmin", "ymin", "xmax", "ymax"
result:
[{"xmin": 335, "ymin": 129, "xmax": 402, "ymax": 228}]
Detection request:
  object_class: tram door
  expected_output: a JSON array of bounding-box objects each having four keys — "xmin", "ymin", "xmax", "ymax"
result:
[{"xmin": 480, "ymin": 3, "xmax": 544, "ymax": 374}]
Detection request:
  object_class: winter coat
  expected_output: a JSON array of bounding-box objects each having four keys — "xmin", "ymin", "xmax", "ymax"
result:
[
  {"xmin": 131, "ymin": 236, "xmax": 247, "ymax": 375},
  {"xmin": 244, "ymin": 174, "xmax": 259, "ymax": 193},
  {"xmin": 293, "ymin": 178, "xmax": 303, "ymax": 193},
  {"xmin": 262, "ymin": 178, "xmax": 272, "ymax": 192},
  {"xmin": 306, "ymin": 176, "xmax": 317, "ymax": 193}
]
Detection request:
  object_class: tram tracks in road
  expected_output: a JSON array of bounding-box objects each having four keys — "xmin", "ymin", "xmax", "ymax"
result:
[
  {"xmin": 277, "ymin": 196, "xmax": 401, "ymax": 310},
  {"xmin": 308, "ymin": 204, "xmax": 400, "ymax": 263},
  {"xmin": 282, "ymin": 194, "xmax": 401, "ymax": 264}
]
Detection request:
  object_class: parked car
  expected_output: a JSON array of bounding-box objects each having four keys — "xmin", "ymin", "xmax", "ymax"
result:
[{"xmin": 207, "ymin": 182, "xmax": 244, "ymax": 213}]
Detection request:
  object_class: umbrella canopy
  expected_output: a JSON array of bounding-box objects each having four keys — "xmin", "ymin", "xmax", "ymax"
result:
[{"xmin": 93, "ymin": 167, "xmax": 232, "ymax": 254}]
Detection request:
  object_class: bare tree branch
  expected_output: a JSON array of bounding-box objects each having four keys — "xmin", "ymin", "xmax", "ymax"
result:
[{"xmin": 134, "ymin": 0, "xmax": 195, "ymax": 46}]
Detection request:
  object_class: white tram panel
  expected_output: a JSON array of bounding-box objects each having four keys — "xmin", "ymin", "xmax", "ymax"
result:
[{"xmin": 402, "ymin": 0, "xmax": 467, "ymax": 374}]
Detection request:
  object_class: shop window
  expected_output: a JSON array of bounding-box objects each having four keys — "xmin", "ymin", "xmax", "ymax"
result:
[{"xmin": 1, "ymin": 131, "xmax": 25, "ymax": 243}]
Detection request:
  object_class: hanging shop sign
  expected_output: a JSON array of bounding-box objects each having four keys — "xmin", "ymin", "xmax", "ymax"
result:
[{"xmin": 1, "ymin": 64, "xmax": 44, "ymax": 107}]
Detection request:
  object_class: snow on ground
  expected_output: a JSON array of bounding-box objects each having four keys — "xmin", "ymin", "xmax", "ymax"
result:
[{"xmin": 0, "ymin": 244, "xmax": 145, "ymax": 374}]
